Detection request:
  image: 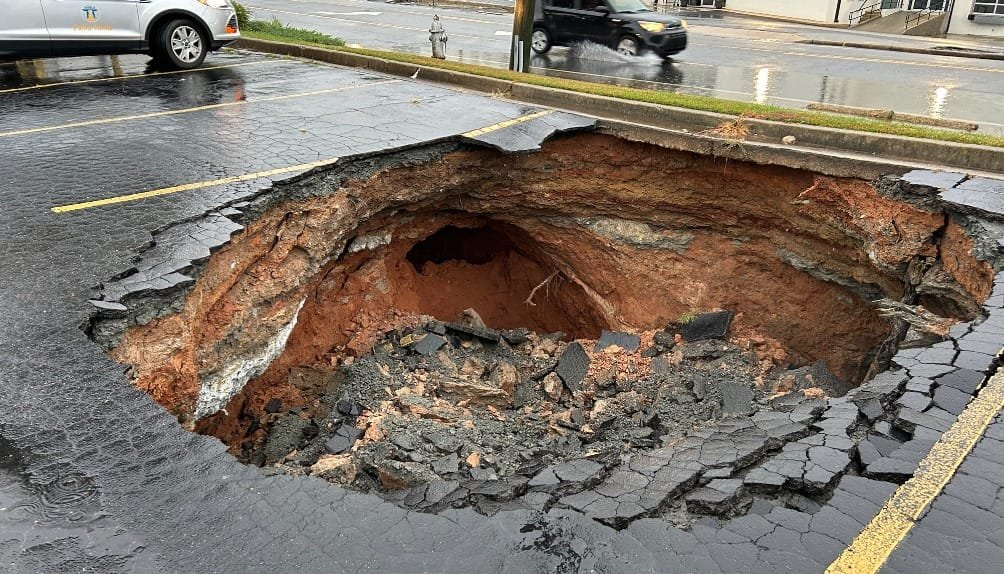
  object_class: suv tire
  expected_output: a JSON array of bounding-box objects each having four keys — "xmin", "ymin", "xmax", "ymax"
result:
[
  {"xmin": 616, "ymin": 35, "xmax": 640, "ymax": 57},
  {"xmin": 154, "ymin": 19, "xmax": 207, "ymax": 70},
  {"xmin": 531, "ymin": 28, "xmax": 552, "ymax": 54}
]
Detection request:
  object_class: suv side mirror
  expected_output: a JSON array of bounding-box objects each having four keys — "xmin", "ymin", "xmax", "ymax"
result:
[{"xmin": 594, "ymin": 6, "xmax": 609, "ymax": 14}]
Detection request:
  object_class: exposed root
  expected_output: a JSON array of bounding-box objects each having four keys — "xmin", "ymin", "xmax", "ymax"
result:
[
  {"xmin": 525, "ymin": 270, "xmax": 560, "ymax": 307},
  {"xmin": 704, "ymin": 115, "xmax": 751, "ymax": 141}
]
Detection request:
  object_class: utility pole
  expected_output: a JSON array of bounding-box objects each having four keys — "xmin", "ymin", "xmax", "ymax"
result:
[{"xmin": 510, "ymin": 0, "xmax": 535, "ymax": 72}]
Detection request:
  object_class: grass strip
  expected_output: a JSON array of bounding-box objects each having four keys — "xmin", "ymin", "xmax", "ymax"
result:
[{"xmin": 244, "ymin": 19, "xmax": 346, "ymax": 47}]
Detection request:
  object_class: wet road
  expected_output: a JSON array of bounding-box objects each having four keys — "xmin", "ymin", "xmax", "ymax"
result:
[{"xmin": 245, "ymin": 0, "xmax": 1004, "ymax": 135}]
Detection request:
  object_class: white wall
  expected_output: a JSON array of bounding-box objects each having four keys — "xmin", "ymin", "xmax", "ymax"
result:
[
  {"xmin": 725, "ymin": 0, "xmax": 841, "ymax": 23},
  {"xmin": 947, "ymin": 1, "xmax": 1004, "ymax": 36}
]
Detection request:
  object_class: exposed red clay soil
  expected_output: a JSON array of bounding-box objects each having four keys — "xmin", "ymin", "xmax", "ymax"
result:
[{"xmin": 108, "ymin": 134, "xmax": 990, "ymax": 447}]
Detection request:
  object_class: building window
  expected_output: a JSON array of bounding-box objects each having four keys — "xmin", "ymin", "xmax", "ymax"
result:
[{"xmin": 972, "ymin": 0, "xmax": 1004, "ymax": 14}]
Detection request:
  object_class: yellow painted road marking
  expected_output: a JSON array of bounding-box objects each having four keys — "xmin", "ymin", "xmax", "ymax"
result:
[
  {"xmin": 826, "ymin": 368, "xmax": 1004, "ymax": 574},
  {"xmin": 462, "ymin": 110, "xmax": 554, "ymax": 138},
  {"xmin": 51, "ymin": 158, "xmax": 339, "ymax": 213},
  {"xmin": 1, "ymin": 79, "xmax": 401, "ymax": 138},
  {"xmin": 0, "ymin": 59, "xmax": 281, "ymax": 94}
]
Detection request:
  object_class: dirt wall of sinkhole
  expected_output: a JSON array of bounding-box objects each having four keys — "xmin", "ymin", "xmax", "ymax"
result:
[{"xmin": 103, "ymin": 133, "xmax": 991, "ymax": 446}]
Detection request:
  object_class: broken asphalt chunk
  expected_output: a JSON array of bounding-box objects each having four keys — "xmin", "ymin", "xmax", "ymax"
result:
[
  {"xmin": 681, "ymin": 310, "xmax": 734, "ymax": 342},
  {"xmin": 444, "ymin": 321, "xmax": 501, "ymax": 342},
  {"xmin": 325, "ymin": 424, "xmax": 362, "ymax": 454},
  {"xmin": 336, "ymin": 392, "xmax": 362, "ymax": 417},
  {"xmin": 412, "ymin": 333, "xmax": 447, "ymax": 356},
  {"xmin": 555, "ymin": 342, "xmax": 590, "ymax": 393},
  {"xmin": 594, "ymin": 330, "xmax": 641, "ymax": 353},
  {"xmin": 501, "ymin": 328, "xmax": 531, "ymax": 346}
]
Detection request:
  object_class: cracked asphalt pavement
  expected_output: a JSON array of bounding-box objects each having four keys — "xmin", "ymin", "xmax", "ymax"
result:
[{"xmin": 2, "ymin": 50, "xmax": 1004, "ymax": 573}]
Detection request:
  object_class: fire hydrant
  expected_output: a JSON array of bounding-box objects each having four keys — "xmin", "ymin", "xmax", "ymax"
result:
[{"xmin": 429, "ymin": 15, "xmax": 447, "ymax": 59}]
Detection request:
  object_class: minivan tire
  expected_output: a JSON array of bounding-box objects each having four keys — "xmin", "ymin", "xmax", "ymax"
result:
[
  {"xmin": 531, "ymin": 28, "xmax": 552, "ymax": 54},
  {"xmin": 154, "ymin": 19, "xmax": 208, "ymax": 70}
]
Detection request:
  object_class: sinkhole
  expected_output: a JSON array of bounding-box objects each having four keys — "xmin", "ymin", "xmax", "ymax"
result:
[{"xmin": 91, "ymin": 133, "xmax": 997, "ymax": 525}]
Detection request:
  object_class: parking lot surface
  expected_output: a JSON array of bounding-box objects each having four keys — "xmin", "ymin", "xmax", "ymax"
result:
[{"xmin": 1, "ymin": 51, "xmax": 1003, "ymax": 573}]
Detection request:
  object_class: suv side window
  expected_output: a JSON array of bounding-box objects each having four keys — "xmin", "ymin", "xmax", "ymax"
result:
[{"xmin": 548, "ymin": 0, "xmax": 574, "ymax": 7}]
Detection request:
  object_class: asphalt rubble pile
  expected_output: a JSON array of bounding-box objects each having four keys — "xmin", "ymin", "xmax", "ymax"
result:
[{"xmin": 239, "ymin": 308, "xmax": 860, "ymax": 525}]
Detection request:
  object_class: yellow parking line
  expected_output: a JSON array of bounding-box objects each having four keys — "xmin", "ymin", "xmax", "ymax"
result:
[
  {"xmin": 51, "ymin": 158, "xmax": 339, "ymax": 213},
  {"xmin": 826, "ymin": 368, "xmax": 1004, "ymax": 574},
  {"xmin": 462, "ymin": 110, "xmax": 554, "ymax": 138},
  {"xmin": 1, "ymin": 79, "xmax": 401, "ymax": 138},
  {"xmin": 52, "ymin": 111, "xmax": 552, "ymax": 213},
  {"xmin": 0, "ymin": 59, "xmax": 281, "ymax": 94}
]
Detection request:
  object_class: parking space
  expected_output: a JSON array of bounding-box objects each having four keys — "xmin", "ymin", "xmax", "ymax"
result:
[
  {"xmin": 0, "ymin": 50, "xmax": 573, "ymax": 227},
  {"xmin": 2, "ymin": 48, "xmax": 1003, "ymax": 574}
]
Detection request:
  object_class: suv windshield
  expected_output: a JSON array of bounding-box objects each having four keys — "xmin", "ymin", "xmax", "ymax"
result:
[{"xmin": 607, "ymin": 0, "xmax": 651, "ymax": 12}]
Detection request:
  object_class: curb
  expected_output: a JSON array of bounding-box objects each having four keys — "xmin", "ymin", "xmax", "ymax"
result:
[
  {"xmin": 805, "ymin": 102, "xmax": 979, "ymax": 132},
  {"xmin": 796, "ymin": 38, "xmax": 1004, "ymax": 61},
  {"xmin": 233, "ymin": 38, "xmax": 1004, "ymax": 174}
]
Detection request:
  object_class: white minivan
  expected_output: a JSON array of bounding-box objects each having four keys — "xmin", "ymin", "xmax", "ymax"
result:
[{"xmin": 1, "ymin": 0, "xmax": 241, "ymax": 69}]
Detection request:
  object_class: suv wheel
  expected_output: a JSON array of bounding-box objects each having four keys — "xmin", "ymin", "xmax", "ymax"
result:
[
  {"xmin": 155, "ymin": 19, "xmax": 207, "ymax": 70},
  {"xmin": 616, "ymin": 36, "xmax": 640, "ymax": 57},
  {"xmin": 531, "ymin": 28, "xmax": 552, "ymax": 54}
]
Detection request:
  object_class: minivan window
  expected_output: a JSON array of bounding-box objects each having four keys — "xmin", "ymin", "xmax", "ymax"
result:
[{"xmin": 607, "ymin": 0, "xmax": 651, "ymax": 12}]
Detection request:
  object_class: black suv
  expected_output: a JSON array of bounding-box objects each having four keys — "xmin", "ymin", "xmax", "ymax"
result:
[{"xmin": 532, "ymin": 0, "xmax": 688, "ymax": 58}]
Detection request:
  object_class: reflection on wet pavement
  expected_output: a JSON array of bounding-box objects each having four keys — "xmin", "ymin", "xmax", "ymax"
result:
[
  {"xmin": 373, "ymin": 34, "xmax": 1001, "ymax": 136},
  {"xmin": 525, "ymin": 44, "xmax": 1001, "ymax": 135}
]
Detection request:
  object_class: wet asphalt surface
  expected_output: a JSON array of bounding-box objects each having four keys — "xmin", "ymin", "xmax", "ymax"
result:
[
  {"xmin": 2, "ymin": 50, "xmax": 1004, "ymax": 573},
  {"xmin": 244, "ymin": 0, "xmax": 1004, "ymax": 135}
]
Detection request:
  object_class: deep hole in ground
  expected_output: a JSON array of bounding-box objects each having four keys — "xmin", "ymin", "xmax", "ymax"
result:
[{"xmin": 94, "ymin": 133, "xmax": 996, "ymax": 528}]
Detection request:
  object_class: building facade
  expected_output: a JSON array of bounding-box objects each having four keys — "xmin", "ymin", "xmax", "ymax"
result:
[{"xmin": 721, "ymin": 0, "xmax": 1004, "ymax": 37}]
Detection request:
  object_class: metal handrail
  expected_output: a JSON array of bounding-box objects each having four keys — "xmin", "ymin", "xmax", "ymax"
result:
[
  {"xmin": 904, "ymin": 6, "xmax": 944, "ymax": 29},
  {"xmin": 849, "ymin": 0, "xmax": 904, "ymax": 26},
  {"xmin": 849, "ymin": 1, "xmax": 884, "ymax": 25}
]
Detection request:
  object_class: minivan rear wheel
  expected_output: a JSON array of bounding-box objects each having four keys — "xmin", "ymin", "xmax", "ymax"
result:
[
  {"xmin": 154, "ymin": 19, "xmax": 207, "ymax": 70},
  {"xmin": 616, "ymin": 36, "xmax": 640, "ymax": 57},
  {"xmin": 531, "ymin": 28, "xmax": 552, "ymax": 54}
]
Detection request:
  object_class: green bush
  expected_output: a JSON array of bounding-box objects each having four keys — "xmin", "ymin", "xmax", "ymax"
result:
[
  {"xmin": 231, "ymin": 1, "xmax": 252, "ymax": 31},
  {"xmin": 245, "ymin": 17, "xmax": 346, "ymax": 46}
]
